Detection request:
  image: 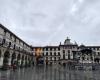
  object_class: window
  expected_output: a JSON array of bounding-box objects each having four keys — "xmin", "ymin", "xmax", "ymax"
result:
[
  {"xmin": 42, "ymin": 53, "xmax": 44, "ymax": 56},
  {"xmin": 68, "ymin": 50, "xmax": 70, "ymax": 53},
  {"xmin": 46, "ymin": 52, "xmax": 48, "ymax": 56},
  {"xmin": 63, "ymin": 54, "xmax": 65, "ymax": 59},
  {"xmin": 68, "ymin": 53, "xmax": 70, "ymax": 59},
  {"xmin": 19, "ymin": 47, "xmax": 20, "ymax": 50},
  {"xmin": 63, "ymin": 50, "xmax": 65, "ymax": 53},
  {"xmin": 50, "ymin": 52, "xmax": 52, "ymax": 56},
  {"xmin": 54, "ymin": 52, "xmax": 56, "ymax": 56},
  {"xmin": 50, "ymin": 57, "xmax": 52, "ymax": 60},
  {"xmin": 54, "ymin": 57, "xmax": 56, "ymax": 61},
  {"xmin": 2, "ymin": 39, "xmax": 5, "ymax": 44},
  {"xmin": 50, "ymin": 48, "xmax": 52, "ymax": 51},
  {"xmin": 87, "ymin": 57, "xmax": 89, "ymax": 60},
  {"xmin": 54, "ymin": 48, "xmax": 56, "ymax": 51},
  {"xmin": 46, "ymin": 57, "xmax": 48, "ymax": 60},
  {"xmin": 98, "ymin": 52, "xmax": 100, "ymax": 56},
  {"xmin": 89, "ymin": 48, "xmax": 91, "ymax": 50},
  {"xmin": 93, "ymin": 48, "xmax": 95, "ymax": 50},
  {"xmin": 9, "ymin": 42, "xmax": 11, "ymax": 47},
  {"xmin": 14, "ymin": 44, "xmax": 16, "ymax": 49},
  {"xmin": 59, "ymin": 57, "xmax": 60, "ymax": 60},
  {"xmin": 58, "ymin": 52, "xmax": 60, "ymax": 56},
  {"xmin": 97, "ymin": 48, "xmax": 99, "ymax": 51},
  {"xmin": 58, "ymin": 48, "xmax": 60, "ymax": 51},
  {"xmin": 46, "ymin": 48, "xmax": 48, "ymax": 51}
]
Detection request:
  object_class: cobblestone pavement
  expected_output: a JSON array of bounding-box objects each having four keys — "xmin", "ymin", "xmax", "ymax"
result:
[{"xmin": 0, "ymin": 65, "xmax": 100, "ymax": 80}]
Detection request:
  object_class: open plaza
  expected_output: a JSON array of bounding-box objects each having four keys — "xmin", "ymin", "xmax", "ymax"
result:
[{"xmin": 0, "ymin": 24, "xmax": 100, "ymax": 80}]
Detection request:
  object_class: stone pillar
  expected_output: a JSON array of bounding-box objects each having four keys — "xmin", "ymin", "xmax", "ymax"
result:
[
  {"xmin": 8, "ymin": 55, "xmax": 11, "ymax": 67},
  {"xmin": 71, "ymin": 52, "xmax": 73, "ymax": 59},
  {"xmin": 0, "ymin": 53, "xmax": 4, "ymax": 68},
  {"xmin": 92, "ymin": 55, "xmax": 95, "ymax": 63},
  {"xmin": 23, "ymin": 60, "xmax": 25, "ymax": 67}
]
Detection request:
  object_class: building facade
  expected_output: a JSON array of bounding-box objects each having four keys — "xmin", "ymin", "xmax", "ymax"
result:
[
  {"xmin": 0, "ymin": 23, "xmax": 100, "ymax": 68},
  {"xmin": 33, "ymin": 37, "xmax": 100, "ymax": 65},
  {"xmin": 0, "ymin": 24, "xmax": 33, "ymax": 69}
]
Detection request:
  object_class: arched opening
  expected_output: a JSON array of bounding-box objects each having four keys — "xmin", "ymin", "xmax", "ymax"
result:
[
  {"xmin": 28, "ymin": 57, "xmax": 31, "ymax": 67},
  {"xmin": 11, "ymin": 53, "xmax": 16, "ymax": 66},
  {"xmin": 3, "ymin": 51, "xmax": 10, "ymax": 69},
  {"xmin": 17, "ymin": 54, "xmax": 21, "ymax": 67}
]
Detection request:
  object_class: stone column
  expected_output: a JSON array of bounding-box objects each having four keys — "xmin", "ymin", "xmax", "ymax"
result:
[
  {"xmin": 92, "ymin": 55, "xmax": 95, "ymax": 63},
  {"xmin": 0, "ymin": 53, "xmax": 4, "ymax": 68},
  {"xmin": 22, "ymin": 58, "xmax": 26, "ymax": 67},
  {"xmin": 21, "ymin": 55, "xmax": 25, "ymax": 67},
  {"xmin": 8, "ymin": 55, "xmax": 11, "ymax": 67}
]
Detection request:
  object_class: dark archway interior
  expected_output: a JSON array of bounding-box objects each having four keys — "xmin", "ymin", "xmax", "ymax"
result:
[
  {"xmin": 3, "ymin": 51, "xmax": 10, "ymax": 66},
  {"xmin": 25, "ymin": 56, "xmax": 28, "ymax": 66},
  {"xmin": 4, "ymin": 51, "xmax": 10, "ymax": 58},
  {"xmin": 94, "ymin": 58, "xmax": 100, "ymax": 63},
  {"xmin": 22, "ymin": 55, "xmax": 24, "ymax": 60},
  {"xmin": 21, "ymin": 55, "xmax": 25, "ymax": 66},
  {"xmin": 17, "ymin": 54, "xmax": 21, "ymax": 60},
  {"xmin": 11, "ymin": 53, "xmax": 16, "ymax": 65},
  {"xmin": 25, "ymin": 56, "xmax": 27, "ymax": 60}
]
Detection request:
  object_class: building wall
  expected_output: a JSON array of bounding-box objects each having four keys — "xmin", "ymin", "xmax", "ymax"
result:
[
  {"xmin": 0, "ymin": 24, "xmax": 33, "ymax": 68},
  {"xmin": 33, "ymin": 39, "xmax": 100, "ymax": 64},
  {"xmin": 43, "ymin": 47, "xmax": 60, "ymax": 63}
]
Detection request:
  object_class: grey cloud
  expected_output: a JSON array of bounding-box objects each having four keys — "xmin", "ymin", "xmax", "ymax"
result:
[{"xmin": 0, "ymin": 0, "xmax": 100, "ymax": 46}]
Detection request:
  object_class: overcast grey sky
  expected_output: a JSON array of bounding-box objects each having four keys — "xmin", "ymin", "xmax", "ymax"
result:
[{"xmin": 0, "ymin": 0, "xmax": 100, "ymax": 46}]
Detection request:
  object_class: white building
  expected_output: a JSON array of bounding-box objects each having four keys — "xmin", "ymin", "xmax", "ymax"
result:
[
  {"xmin": 0, "ymin": 24, "xmax": 33, "ymax": 69},
  {"xmin": 33, "ymin": 37, "xmax": 100, "ymax": 65}
]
